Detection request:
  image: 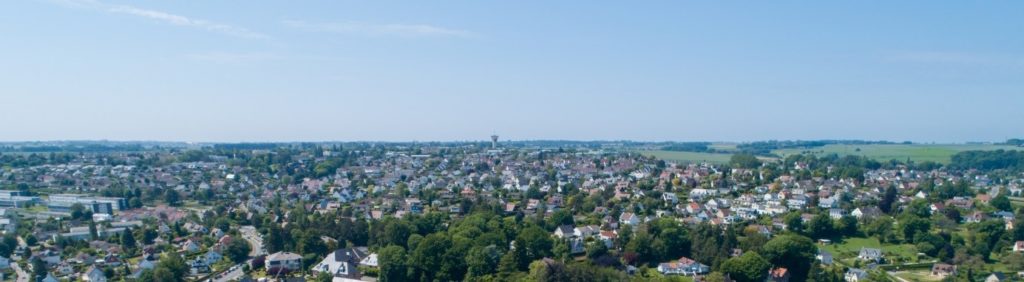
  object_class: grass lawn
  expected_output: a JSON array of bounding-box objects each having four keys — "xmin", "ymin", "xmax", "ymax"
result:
[
  {"xmin": 821, "ymin": 237, "xmax": 920, "ymax": 264},
  {"xmin": 893, "ymin": 270, "xmax": 942, "ymax": 281},
  {"xmin": 22, "ymin": 205, "xmax": 48, "ymax": 213},
  {"xmin": 639, "ymin": 150, "xmax": 733, "ymax": 164},
  {"xmin": 1009, "ymin": 197, "xmax": 1024, "ymax": 210},
  {"xmin": 773, "ymin": 144, "xmax": 1022, "ymax": 164}
]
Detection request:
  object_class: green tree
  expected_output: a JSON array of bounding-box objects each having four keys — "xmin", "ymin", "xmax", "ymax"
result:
[
  {"xmin": 225, "ymin": 238, "xmax": 252, "ymax": 263},
  {"xmin": 31, "ymin": 257, "xmax": 47, "ymax": 282},
  {"xmin": 705, "ymin": 272, "xmax": 727, "ymax": 282},
  {"xmin": 899, "ymin": 216, "xmax": 931, "ymax": 243},
  {"xmin": 548, "ymin": 210, "xmax": 575, "ymax": 230},
  {"xmin": 516, "ymin": 226, "xmax": 554, "ymax": 262},
  {"xmin": 162, "ymin": 188, "xmax": 181, "ymax": 207},
  {"xmin": 783, "ymin": 212, "xmax": 804, "ymax": 234},
  {"xmin": 720, "ymin": 252, "xmax": 771, "ymax": 282},
  {"xmin": 761, "ymin": 235, "xmax": 817, "ymax": 281},
  {"xmin": 70, "ymin": 203, "xmax": 87, "ymax": 220},
  {"xmin": 836, "ymin": 216, "xmax": 859, "ymax": 237},
  {"xmin": 499, "ymin": 246, "xmax": 527, "ymax": 274},
  {"xmin": 730, "ymin": 153, "xmax": 761, "ymax": 169},
  {"xmin": 410, "ymin": 233, "xmax": 452, "ymax": 281},
  {"xmin": 807, "ymin": 213, "xmax": 835, "ymax": 239},
  {"xmin": 164, "ymin": 189, "xmax": 181, "ymax": 206},
  {"xmin": 880, "ymin": 186, "xmax": 898, "ymax": 214},
  {"xmin": 586, "ymin": 241, "xmax": 609, "ymax": 260},
  {"xmin": 466, "ymin": 245, "xmax": 502, "ymax": 278},
  {"xmin": 315, "ymin": 271, "xmax": 333, "ymax": 282},
  {"xmin": 806, "ymin": 262, "xmax": 842, "ymax": 282},
  {"xmin": 88, "ymin": 220, "xmax": 99, "ymax": 240},
  {"xmin": 552, "ymin": 239, "xmax": 571, "ymax": 261},
  {"xmin": 152, "ymin": 253, "xmax": 188, "ymax": 282},
  {"xmin": 382, "ymin": 220, "xmax": 413, "ymax": 248},
  {"xmin": 991, "ymin": 195, "xmax": 1012, "ymax": 211},
  {"xmin": 378, "ymin": 245, "xmax": 408, "ymax": 282},
  {"xmin": 121, "ymin": 227, "xmax": 137, "ymax": 250},
  {"xmin": 864, "ymin": 217, "xmax": 896, "ymax": 243}
]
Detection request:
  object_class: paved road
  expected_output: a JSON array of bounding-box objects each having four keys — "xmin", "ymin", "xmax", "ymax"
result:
[
  {"xmin": 203, "ymin": 226, "xmax": 265, "ymax": 282},
  {"xmin": 239, "ymin": 226, "xmax": 266, "ymax": 256},
  {"xmin": 12, "ymin": 262, "xmax": 30, "ymax": 282},
  {"xmin": 210, "ymin": 265, "xmax": 245, "ymax": 282}
]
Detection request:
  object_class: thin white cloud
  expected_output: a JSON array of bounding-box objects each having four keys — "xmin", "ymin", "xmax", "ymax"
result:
[
  {"xmin": 283, "ymin": 20, "xmax": 474, "ymax": 38},
  {"xmin": 108, "ymin": 6, "xmax": 266, "ymax": 39},
  {"xmin": 892, "ymin": 51, "xmax": 1024, "ymax": 66},
  {"xmin": 49, "ymin": 0, "xmax": 267, "ymax": 39},
  {"xmin": 183, "ymin": 52, "xmax": 281, "ymax": 63}
]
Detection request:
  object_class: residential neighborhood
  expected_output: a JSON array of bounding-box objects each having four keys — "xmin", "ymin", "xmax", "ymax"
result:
[{"xmin": 0, "ymin": 140, "xmax": 1021, "ymax": 282}]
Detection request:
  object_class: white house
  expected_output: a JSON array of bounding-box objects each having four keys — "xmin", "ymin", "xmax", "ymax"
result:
[
  {"xmin": 312, "ymin": 248, "xmax": 367, "ymax": 281},
  {"xmin": 554, "ymin": 225, "xmax": 575, "ymax": 239},
  {"xmin": 845, "ymin": 268, "xmax": 868, "ymax": 282},
  {"xmin": 619, "ymin": 213, "xmax": 640, "ymax": 227},
  {"xmin": 82, "ymin": 266, "xmax": 107, "ymax": 282},
  {"xmin": 656, "ymin": 257, "xmax": 709, "ymax": 276},
  {"xmin": 858, "ymin": 248, "xmax": 883, "ymax": 262},
  {"xmin": 267, "ymin": 252, "xmax": 303, "ymax": 274}
]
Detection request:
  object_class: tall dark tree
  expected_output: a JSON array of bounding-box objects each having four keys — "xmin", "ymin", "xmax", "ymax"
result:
[
  {"xmin": 880, "ymin": 186, "xmax": 898, "ymax": 214},
  {"xmin": 31, "ymin": 257, "xmax": 47, "ymax": 282},
  {"xmin": 121, "ymin": 227, "xmax": 137, "ymax": 250},
  {"xmin": 164, "ymin": 189, "xmax": 181, "ymax": 206},
  {"xmin": 88, "ymin": 220, "xmax": 99, "ymax": 240}
]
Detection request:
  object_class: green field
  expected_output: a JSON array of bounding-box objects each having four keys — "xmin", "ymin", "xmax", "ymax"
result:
[
  {"xmin": 708, "ymin": 143, "xmax": 739, "ymax": 152},
  {"xmin": 820, "ymin": 237, "xmax": 920, "ymax": 265},
  {"xmin": 773, "ymin": 144, "xmax": 1022, "ymax": 164},
  {"xmin": 639, "ymin": 150, "xmax": 733, "ymax": 164}
]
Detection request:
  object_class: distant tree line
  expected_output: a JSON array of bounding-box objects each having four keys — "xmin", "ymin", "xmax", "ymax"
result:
[
  {"xmin": 659, "ymin": 142, "xmax": 712, "ymax": 153},
  {"xmin": 950, "ymin": 149, "xmax": 1024, "ymax": 171},
  {"xmin": 1003, "ymin": 138, "xmax": 1024, "ymax": 146},
  {"xmin": 0, "ymin": 144, "xmax": 148, "ymax": 152}
]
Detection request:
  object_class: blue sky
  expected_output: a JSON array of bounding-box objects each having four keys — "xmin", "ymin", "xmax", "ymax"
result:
[{"xmin": 2, "ymin": 1, "xmax": 1023, "ymax": 142}]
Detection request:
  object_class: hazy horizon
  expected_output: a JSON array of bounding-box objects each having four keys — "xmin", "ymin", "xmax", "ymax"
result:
[
  {"xmin": 3, "ymin": 1, "xmax": 1023, "ymax": 142},
  {"xmin": 0, "ymin": 138, "xmax": 1012, "ymax": 145}
]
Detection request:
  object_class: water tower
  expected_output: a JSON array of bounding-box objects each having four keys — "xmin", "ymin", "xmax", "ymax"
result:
[{"xmin": 490, "ymin": 135, "xmax": 499, "ymax": 149}]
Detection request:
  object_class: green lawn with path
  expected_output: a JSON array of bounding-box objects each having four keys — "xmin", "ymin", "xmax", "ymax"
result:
[{"xmin": 820, "ymin": 237, "xmax": 920, "ymax": 265}]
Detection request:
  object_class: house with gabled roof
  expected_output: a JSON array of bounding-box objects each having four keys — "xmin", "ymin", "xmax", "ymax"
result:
[
  {"xmin": 619, "ymin": 212, "xmax": 639, "ymax": 227},
  {"xmin": 931, "ymin": 263, "xmax": 957, "ymax": 279},
  {"xmin": 554, "ymin": 225, "xmax": 575, "ymax": 239},
  {"xmin": 312, "ymin": 248, "xmax": 367, "ymax": 281},
  {"xmin": 656, "ymin": 257, "xmax": 709, "ymax": 276},
  {"xmin": 858, "ymin": 247, "xmax": 883, "ymax": 263},
  {"xmin": 767, "ymin": 267, "xmax": 790, "ymax": 282},
  {"xmin": 82, "ymin": 266, "xmax": 107, "ymax": 282}
]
